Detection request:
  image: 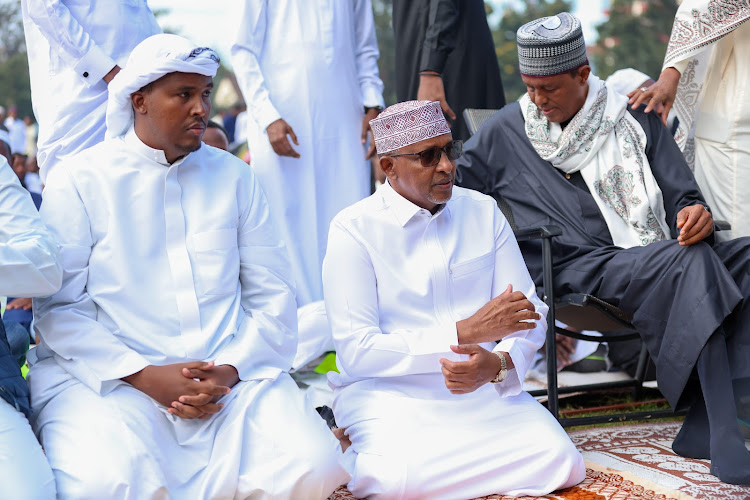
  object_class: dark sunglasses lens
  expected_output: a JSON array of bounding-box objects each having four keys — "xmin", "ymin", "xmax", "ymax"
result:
[
  {"xmin": 420, "ymin": 147, "xmax": 442, "ymax": 167},
  {"xmin": 446, "ymin": 141, "xmax": 463, "ymax": 160}
]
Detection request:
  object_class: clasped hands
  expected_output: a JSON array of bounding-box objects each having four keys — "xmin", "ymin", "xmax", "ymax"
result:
[
  {"xmin": 441, "ymin": 285, "xmax": 540, "ymax": 394},
  {"xmin": 123, "ymin": 361, "xmax": 239, "ymax": 420}
]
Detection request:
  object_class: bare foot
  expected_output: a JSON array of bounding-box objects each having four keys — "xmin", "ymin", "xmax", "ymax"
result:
[{"xmin": 332, "ymin": 427, "xmax": 351, "ymax": 452}]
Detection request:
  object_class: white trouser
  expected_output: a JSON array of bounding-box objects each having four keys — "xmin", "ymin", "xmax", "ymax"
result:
[{"xmin": 0, "ymin": 398, "xmax": 56, "ymax": 499}]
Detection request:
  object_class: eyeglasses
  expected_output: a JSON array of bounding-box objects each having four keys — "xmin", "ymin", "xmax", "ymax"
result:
[{"xmin": 387, "ymin": 140, "xmax": 463, "ymax": 168}]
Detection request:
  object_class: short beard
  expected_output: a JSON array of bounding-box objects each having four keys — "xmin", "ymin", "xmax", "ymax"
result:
[
  {"xmin": 427, "ymin": 189, "xmax": 452, "ymax": 206},
  {"xmin": 176, "ymin": 140, "xmax": 202, "ymax": 156}
]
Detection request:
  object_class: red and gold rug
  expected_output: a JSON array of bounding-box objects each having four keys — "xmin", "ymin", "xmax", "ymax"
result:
[{"xmin": 328, "ymin": 421, "xmax": 750, "ymax": 500}]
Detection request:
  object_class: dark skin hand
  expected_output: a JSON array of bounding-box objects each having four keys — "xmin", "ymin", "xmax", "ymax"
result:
[
  {"xmin": 172, "ymin": 362, "xmax": 240, "ymax": 419},
  {"xmin": 627, "ymin": 67, "xmax": 680, "ymax": 126},
  {"xmin": 6, "ymin": 297, "xmax": 32, "ymax": 311},
  {"xmin": 361, "ymin": 107, "xmax": 380, "ymax": 159},
  {"xmin": 417, "ymin": 72, "xmax": 456, "ymax": 122},
  {"xmin": 555, "ymin": 334, "xmax": 576, "ymax": 368},
  {"xmin": 677, "ymin": 204, "xmax": 714, "ymax": 246},
  {"xmin": 440, "ymin": 344, "xmax": 514, "ymax": 394},
  {"xmin": 456, "ymin": 285, "xmax": 541, "ymax": 344},
  {"xmin": 267, "ymin": 118, "xmax": 300, "ymax": 158},
  {"xmin": 122, "ymin": 361, "xmax": 236, "ymax": 420},
  {"xmin": 103, "ymin": 65, "xmax": 121, "ymax": 84}
]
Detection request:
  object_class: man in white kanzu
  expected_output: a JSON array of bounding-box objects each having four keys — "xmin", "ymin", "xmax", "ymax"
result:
[
  {"xmin": 629, "ymin": 1, "xmax": 750, "ymax": 240},
  {"xmin": 323, "ymin": 100, "xmax": 584, "ymax": 499},
  {"xmin": 0, "ymin": 130, "xmax": 61, "ymax": 500},
  {"xmin": 21, "ymin": 0, "xmax": 161, "ymax": 182},
  {"xmin": 231, "ymin": 0, "xmax": 385, "ymax": 309},
  {"xmin": 28, "ymin": 34, "xmax": 349, "ymax": 499}
]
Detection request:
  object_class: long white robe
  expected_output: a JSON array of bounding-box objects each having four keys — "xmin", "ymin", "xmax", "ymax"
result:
[
  {"xmin": 664, "ymin": 1, "xmax": 750, "ymax": 239},
  {"xmin": 231, "ymin": 0, "xmax": 385, "ymax": 306},
  {"xmin": 322, "ymin": 183, "xmax": 585, "ymax": 499},
  {"xmin": 29, "ymin": 130, "xmax": 349, "ymax": 499},
  {"xmin": 21, "ymin": 0, "xmax": 161, "ymax": 182},
  {"xmin": 689, "ymin": 24, "xmax": 750, "ymax": 240},
  {"xmin": 0, "ymin": 156, "xmax": 60, "ymax": 500}
]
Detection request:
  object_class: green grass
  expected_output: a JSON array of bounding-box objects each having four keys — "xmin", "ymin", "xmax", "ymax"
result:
[{"xmin": 555, "ymin": 387, "xmax": 683, "ymax": 431}]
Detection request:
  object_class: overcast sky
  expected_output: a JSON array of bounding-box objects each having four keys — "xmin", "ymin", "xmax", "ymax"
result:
[{"xmin": 147, "ymin": 0, "xmax": 609, "ymax": 69}]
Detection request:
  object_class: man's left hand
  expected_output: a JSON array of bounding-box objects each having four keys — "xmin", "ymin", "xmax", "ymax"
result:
[
  {"xmin": 439, "ymin": 344, "xmax": 506, "ymax": 394},
  {"xmin": 677, "ymin": 204, "xmax": 713, "ymax": 246},
  {"xmin": 6, "ymin": 297, "xmax": 33, "ymax": 311},
  {"xmin": 361, "ymin": 107, "xmax": 380, "ymax": 160}
]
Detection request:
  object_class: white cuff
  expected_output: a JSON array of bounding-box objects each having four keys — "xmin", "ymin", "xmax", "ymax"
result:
[
  {"xmin": 402, "ymin": 322, "xmax": 459, "ymax": 356},
  {"xmin": 252, "ymin": 99, "xmax": 282, "ymax": 134},
  {"xmin": 491, "ymin": 340, "xmax": 524, "ymax": 397},
  {"xmin": 73, "ymin": 44, "xmax": 117, "ymax": 88},
  {"xmin": 361, "ymin": 86, "xmax": 385, "ymax": 110},
  {"xmin": 663, "ymin": 58, "xmax": 689, "ymax": 76}
]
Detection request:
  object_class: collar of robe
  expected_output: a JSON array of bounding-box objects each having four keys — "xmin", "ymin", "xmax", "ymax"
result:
[
  {"xmin": 124, "ymin": 126, "xmax": 189, "ymax": 168},
  {"xmin": 382, "ymin": 180, "xmax": 450, "ymax": 227}
]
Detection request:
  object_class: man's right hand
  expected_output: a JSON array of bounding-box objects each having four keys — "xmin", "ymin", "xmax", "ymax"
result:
[
  {"xmin": 122, "ymin": 362, "xmax": 231, "ymax": 419},
  {"xmin": 417, "ymin": 72, "xmax": 456, "ymax": 122},
  {"xmin": 457, "ymin": 284, "xmax": 541, "ymax": 344},
  {"xmin": 627, "ymin": 67, "xmax": 680, "ymax": 126},
  {"xmin": 266, "ymin": 118, "xmax": 300, "ymax": 158}
]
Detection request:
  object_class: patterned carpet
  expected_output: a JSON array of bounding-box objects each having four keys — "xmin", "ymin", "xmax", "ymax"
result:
[{"xmin": 328, "ymin": 421, "xmax": 750, "ymax": 500}]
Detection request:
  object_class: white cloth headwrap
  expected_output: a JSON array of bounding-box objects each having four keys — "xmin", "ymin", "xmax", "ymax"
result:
[
  {"xmin": 105, "ymin": 34, "xmax": 220, "ymax": 139},
  {"xmin": 662, "ymin": 0, "xmax": 750, "ymax": 166},
  {"xmin": 0, "ymin": 129, "xmax": 9, "ymax": 148},
  {"xmin": 520, "ymin": 75, "xmax": 671, "ymax": 248}
]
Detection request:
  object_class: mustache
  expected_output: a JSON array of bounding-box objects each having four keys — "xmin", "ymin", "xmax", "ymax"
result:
[
  {"xmin": 434, "ymin": 174, "xmax": 454, "ymax": 184},
  {"xmin": 188, "ymin": 119, "xmax": 207, "ymax": 129}
]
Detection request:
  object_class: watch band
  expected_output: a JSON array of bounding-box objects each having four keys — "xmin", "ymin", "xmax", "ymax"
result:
[{"xmin": 490, "ymin": 351, "xmax": 507, "ymax": 384}]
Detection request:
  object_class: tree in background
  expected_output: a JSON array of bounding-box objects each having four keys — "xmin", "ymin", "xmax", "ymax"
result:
[
  {"xmin": 0, "ymin": 2, "xmax": 32, "ymax": 117},
  {"xmin": 490, "ymin": 0, "xmax": 573, "ymax": 102},
  {"xmin": 372, "ymin": 0, "xmax": 397, "ymax": 106},
  {"xmin": 592, "ymin": 0, "xmax": 678, "ymax": 80}
]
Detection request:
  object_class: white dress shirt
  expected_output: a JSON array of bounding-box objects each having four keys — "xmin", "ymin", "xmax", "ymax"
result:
[
  {"xmin": 0, "ymin": 156, "xmax": 60, "ymax": 297},
  {"xmin": 323, "ymin": 182, "xmax": 548, "ymax": 398},
  {"xmin": 21, "ymin": 0, "xmax": 161, "ymax": 181},
  {"xmin": 32, "ymin": 129, "xmax": 298, "ymax": 396}
]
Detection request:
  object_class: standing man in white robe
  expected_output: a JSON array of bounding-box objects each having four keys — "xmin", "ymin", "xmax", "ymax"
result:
[
  {"xmin": 323, "ymin": 100, "xmax": 584, "ymax": 499},
  {"xmin": 21, "ymin": 0, "xmax": 161, "ymax": 182},
  {"xmin": 29, "ymin": 34, "xmax": 349, "ymax": 500},
  {"xmin": 231, "ymin": 0, "xmax": 385, "ymax": 308},
  {"xmin": 629, "ymin": 1, "xmax": 750, "ymax": 240}
]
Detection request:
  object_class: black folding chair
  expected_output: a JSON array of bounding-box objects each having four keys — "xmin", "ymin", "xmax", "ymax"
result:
[{"xmin": 462, "ymin": 108, "xmax": 686, "ymax": 426}]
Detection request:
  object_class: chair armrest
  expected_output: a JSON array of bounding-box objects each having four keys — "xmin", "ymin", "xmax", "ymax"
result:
[
  {"xmin": 513, "ymin": 225, "xmax": 562, "ymax": 241},
  {"xmin": 714, "ymin": 219, "xmax": 731, "ymax": 231}
]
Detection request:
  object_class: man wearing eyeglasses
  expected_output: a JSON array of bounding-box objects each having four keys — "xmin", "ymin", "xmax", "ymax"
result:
[{"xmin": 322, "ymin": 100, "xmax": 584, "ymax": 499}]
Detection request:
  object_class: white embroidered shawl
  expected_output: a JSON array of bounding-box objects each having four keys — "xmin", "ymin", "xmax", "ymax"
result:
[
  {"xmin": 664, "ymin": 0, "xmax": 750, "ymax": 165},
  {"xmin": 520, "ymin": 75, "xmax": 671, "ymax": 248}
]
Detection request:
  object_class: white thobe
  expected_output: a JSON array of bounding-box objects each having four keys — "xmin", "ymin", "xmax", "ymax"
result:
[
  {"xmin": 668, "ymin": 22, "xmax": 750, "ymax": 240},
  {"xmin": 323, "ymin": 183, "xmax": 584, "ymax": 499},
  {"xmin": 21, "ymin": 0, "xmax": 161, "ymax": 182},
  {"xmin": 232, "ymin": 0, "xmax": 385, "ymax": 306},
  {"xmin": 0, "ymin": 156, "xmax": 60, "ymax": 500},
  {"xmin": 29, "ymin": 131, "xmax": 349, "ymax": 499}
]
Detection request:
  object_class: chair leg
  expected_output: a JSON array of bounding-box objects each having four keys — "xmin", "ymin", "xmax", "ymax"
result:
[
  {"xmin": 632, "ymin": 342, "xmax": 649, "ymax": 401},
  {"xmin": 542, "ymin": 237, "xmax": 559, "ymax": 419}
]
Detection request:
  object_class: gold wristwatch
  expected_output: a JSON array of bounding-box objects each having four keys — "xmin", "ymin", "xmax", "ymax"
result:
[{"xmin": 490, "ymin": 351, "xmax": 507, "ymax": 384}]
